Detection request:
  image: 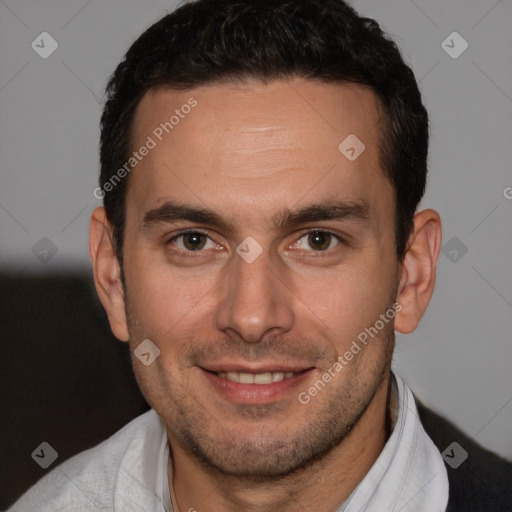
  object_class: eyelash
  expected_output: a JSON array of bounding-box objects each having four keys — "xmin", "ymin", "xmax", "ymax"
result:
[
  {"xmin": 165, "ymin": 228, "xmax": 346, "ymax": 258},
  {"xmin": 166, "ymin": 229, "xmax": 219, "ymax": 258}
]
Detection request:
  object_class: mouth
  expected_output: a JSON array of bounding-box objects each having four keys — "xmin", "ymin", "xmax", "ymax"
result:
[
  {"xmin": 199, "ymin": 366, "xmax": 315, "ymax": 404},
  {"xmin": 215, "ymin": 370, "xmax": 303, "ymax": 384}
]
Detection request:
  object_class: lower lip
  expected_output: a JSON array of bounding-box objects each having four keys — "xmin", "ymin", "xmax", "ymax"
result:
[{"xmin": 200, "ymin": 368, "xmax": 315, "ymax": 404}]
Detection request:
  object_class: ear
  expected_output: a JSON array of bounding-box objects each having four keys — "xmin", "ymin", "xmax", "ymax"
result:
[
  {"xmin": 89, "ymin": 207, "xmax": 129, "ymax": 342},
  {"xmin": 394, "ymin": 209, "xmax": 442, "ymax": 334}
]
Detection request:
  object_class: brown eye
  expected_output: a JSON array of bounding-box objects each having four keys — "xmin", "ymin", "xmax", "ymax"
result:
[
  {"xmin": 296, "ymin": 231, "xmax": 340, "ymax": 252},
  {"xmin": 308, "ymin": 232, "xmax": 331, "ymax": 250},
  {"xmin": 183, "ymin": 233, "xmax": 207, "ymax": 250},
  {"xmin": 171, "ymin": 232, "xmax": 216, "ymax": 252}
]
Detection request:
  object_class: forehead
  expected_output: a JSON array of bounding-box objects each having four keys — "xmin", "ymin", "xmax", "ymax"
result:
[{"xmin": 127, "ymin": 80, "xmax": 391, "ymax": 225}]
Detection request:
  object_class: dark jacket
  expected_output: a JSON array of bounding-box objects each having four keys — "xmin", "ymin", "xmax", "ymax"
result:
[{"xmin": 416, "ymin": 400, "xmax": 512, "ymax": 511}]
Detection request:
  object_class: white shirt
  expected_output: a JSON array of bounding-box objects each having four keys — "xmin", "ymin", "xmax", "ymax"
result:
[
  {"xmin": 8, "ymin": 374, "xmax": 448, "ymax": 511},
  {"xmin": 339, "ymin": 374, "xmax": 449, "ymax": 512}
]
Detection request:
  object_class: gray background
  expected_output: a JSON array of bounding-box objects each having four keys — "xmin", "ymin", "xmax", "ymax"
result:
[{"xmin": 1, "ymin": 0, "xmax": 511, "ymax": 458}]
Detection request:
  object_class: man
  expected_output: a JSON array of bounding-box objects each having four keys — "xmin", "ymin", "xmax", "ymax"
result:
[{"xmin": 9, "ymin": 0, "xmax": 511, "ymax": 510}]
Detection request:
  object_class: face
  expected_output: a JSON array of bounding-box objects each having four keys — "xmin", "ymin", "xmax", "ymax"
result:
[{"xmin": 120, "ymin": 80, "xmax": 400, "ymax": 479}]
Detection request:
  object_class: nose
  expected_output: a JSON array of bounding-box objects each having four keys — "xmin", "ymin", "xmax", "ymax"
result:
[{"xmin": 215, "ymin": 246, "xmax": 295, "ymax": 342}]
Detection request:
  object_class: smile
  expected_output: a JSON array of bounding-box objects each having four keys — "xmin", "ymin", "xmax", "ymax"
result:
[
  {"xmin": 199, "ymin": 365, "xmax": 314, "ymax": 404},
  {"xmin": 216, "ymin": 371, "xmax": 298, "ymax": 384}
]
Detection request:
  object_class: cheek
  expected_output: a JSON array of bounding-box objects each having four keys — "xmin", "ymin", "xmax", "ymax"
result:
[
  {"xmin": 295, "ymin": 259, "xmax": 396, "ymax": 349},
  {"xmin": 125, "ymin": 251, "xmax": 220, "ymax": 343}
]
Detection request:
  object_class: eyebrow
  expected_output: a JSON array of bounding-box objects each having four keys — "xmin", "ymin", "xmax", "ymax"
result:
[{"xmin": 141, "ymin": 199, "xmax": 370, "ymax": 232}]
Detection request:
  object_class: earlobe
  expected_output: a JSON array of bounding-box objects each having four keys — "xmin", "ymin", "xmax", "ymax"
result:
[
  {"xmin": 89, "ymin": 207, "xmax": 129, "ymax": 342},
  {"xmin": 395, "ymin": 209, "xmax": 442, "ymax": 334}
]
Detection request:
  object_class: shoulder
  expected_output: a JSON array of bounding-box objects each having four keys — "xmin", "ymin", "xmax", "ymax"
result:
[
  {"xmin": 416, "ymin": 399, "xmax": 512, "ymax": 512},
  {"xmin": 7, "ymin": 410, "xmax": 163, "ymax": 512}
]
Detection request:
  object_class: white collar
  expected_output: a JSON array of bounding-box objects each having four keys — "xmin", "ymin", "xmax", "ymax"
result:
[
  {"xmin": 338, "ymin": 373, "xmax": 449, "ymax": 512},
  {"xmin": 157, "ymin": 373, "xmax": 448, "ymax": 512}
]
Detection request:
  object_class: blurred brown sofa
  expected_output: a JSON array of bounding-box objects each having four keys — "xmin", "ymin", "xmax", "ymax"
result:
[{"xmin": 0, "ymin": 271, "xmax": 149, "ymax": 510}]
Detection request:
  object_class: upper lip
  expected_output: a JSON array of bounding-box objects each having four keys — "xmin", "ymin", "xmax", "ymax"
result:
[{"xmin": 200, "ymin": 363, "xmax": 314, "ymax": 373}]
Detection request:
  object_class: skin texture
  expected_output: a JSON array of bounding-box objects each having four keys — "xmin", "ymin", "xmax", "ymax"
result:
[{"xmin": 89, "ymin": 79, "xmax": 442, "ymax": 512}]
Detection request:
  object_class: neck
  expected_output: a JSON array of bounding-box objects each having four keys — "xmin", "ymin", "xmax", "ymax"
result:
[{"xmin": 169, "ymin": 374, "xmax": 392, "ymax": 512}]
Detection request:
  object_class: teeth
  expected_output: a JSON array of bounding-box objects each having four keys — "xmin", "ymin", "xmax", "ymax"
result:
[
  {"xmin": 239, "ymin": 372, "xmax": 254, "ymax": 384},
  {"xmin": 253, "ymin": 372, "xmax": 273, "ymax": 384},
  {"xmin": 272, "ymin": 372, "xmax": 285, "ymax": 382},
  {"xmin": 226, "ymin": 371, "xmax": 238, "ymax": 382},
  {"xmin": 217, "ymin": 371, "xmax": 298, "ymax": 384}
]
